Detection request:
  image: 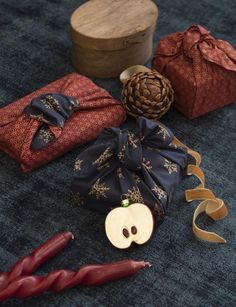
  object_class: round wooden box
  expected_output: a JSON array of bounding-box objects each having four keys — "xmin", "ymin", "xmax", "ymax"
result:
[{"xmin": 70, "ymin": 0, "xmax": 158, "ymax": 78}]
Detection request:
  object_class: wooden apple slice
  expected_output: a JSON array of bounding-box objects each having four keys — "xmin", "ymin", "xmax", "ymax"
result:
[{"xmin": 105, "ymin": 202, "xmax": 154, "ymax": 249}]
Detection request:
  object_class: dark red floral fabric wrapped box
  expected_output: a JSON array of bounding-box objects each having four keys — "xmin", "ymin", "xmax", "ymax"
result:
[
  {"xmin": 152, "ymin": 25, "xmax": 236, "ymax": 118},
  {"xmin": 0, "ymin": 73, "xmax": 125, "ymax": 172}
]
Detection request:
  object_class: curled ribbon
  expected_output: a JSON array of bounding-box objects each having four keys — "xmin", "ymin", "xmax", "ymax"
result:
[{"xmin": 172, "ymin": 138, "xmax": 228, "ymax": 243}]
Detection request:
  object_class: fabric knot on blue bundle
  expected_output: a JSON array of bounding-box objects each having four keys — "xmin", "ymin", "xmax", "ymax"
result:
[
  {"xmin": 72, "ymin": 117, "xmax": 188, "ymax": 222},
  {"xmin": 24, "ymin": 93, "xmax": 80, "ymax": 149}
]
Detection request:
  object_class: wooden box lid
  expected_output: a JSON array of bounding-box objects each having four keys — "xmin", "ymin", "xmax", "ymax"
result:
[{"xmin": 70, "ymin": 0, "xmax": 158, "ymax": 51}]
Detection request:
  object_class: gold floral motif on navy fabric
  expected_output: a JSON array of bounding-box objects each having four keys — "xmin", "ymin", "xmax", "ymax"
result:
[
  {"xmin": 152, "ymin": 185, "xmax": 167, "ymax": 199},
  {"xmin": 74, "ymin": 159, "xmax": 83, "ymax": 171},
  {"xmin": 117, "ymin": 168, "xmax": 125, "ymax": 179},
  {"xmin": 153, "ymin": 203, "xmax": 165, "ymax": 219},
  {"xmin": 117, "ymin": 133, "xmax": 140, "ymax": 164},
  {"xmin": 132, "ymin": 173, "xmax": 141, "ymax": 184},
  {"xmin": 97, "ymin": 162, "xmax": 110, "ymax": 171},
  {"xmin": 89, "ymin": 178, "xmax": 110, "ymax": 199},
  {"xmin": 92, "ymin": 147, "xmax": 113, "ymax": 167},
  {"xmin": 118, "ymin": 145, "xmax": 126, "ymax": 161},
  {"xmin": 125, "ymin": 187, "xmax": 144, "ymax": 204},
  {"xmin": 30, "ymin": 113, "xmax": 49, "ymax": 123},
  {"xmin": 38, "ymin": 128, "xmax": 54, "ymax": 143},
  {"xmin": 74, "ymin": 192, "xmax": 85, "ymax": 206},
  {"xmin": 69, "ymin": 99, "xmax": 80, "ymax": 113},
  {"xmin": 164, "ymin": 159, "xmax": 178, "ymax": 174},
  {"xmin": 142, "ymin": 158, "xmax": 152, "ymax": 172},
  {"xmin": 41, "ymin": 95, "xmax": 61, "ymax": 111},
  {"xmin": 157, "ymin": 125, "xmax": 170, "ymax": 140},
  {"xmin": 127, "ymin": 132, "xmax": 139, "ymax": 148}
]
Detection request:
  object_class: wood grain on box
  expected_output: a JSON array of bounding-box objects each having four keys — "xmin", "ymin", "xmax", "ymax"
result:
[{"xmin": 70, "ymin": 0, "xmax": 158, "ymax": 78}]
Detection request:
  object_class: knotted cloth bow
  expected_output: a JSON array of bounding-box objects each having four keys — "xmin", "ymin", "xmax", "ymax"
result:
[
  {"xmin": 24, "ymin": 93, "xmax": 80, "ymax": 149},
  {"xmin": 155, "ymin": 25, "xmax": 236, "ymax": 71},
  {"xmin": 72, "ymin": 117, "xmax": 228, "ymax": 244}
]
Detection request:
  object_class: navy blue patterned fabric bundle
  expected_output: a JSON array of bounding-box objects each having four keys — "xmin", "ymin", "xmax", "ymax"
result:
[
  {"xmin": 24, "ymin": 93, "xmax": 80, "ymax": 149},
  {"xmin": 72, "ymin": 117, "xmax": 188, "ymax": 221}
]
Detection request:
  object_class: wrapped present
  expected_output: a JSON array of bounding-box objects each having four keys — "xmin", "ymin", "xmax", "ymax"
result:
[
  {"xmin": 0, "ymin": 73, "xmax": 125, "ymax": 172},
  {"xmin": 152, "ymin": 25, "xmax": 236, "ymax": 118},
  {"xmin": 72, "ymin": 117, "xmax": 188, "ymax": 216},
  {"xmin": 72, "ymin": 117, "xmax": 228, "ymax": 247}
]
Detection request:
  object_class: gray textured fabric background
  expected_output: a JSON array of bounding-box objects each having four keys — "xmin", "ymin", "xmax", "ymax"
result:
[{"xmin": 0, "ymin": 0, "xmax": 236, "ymax": 306}]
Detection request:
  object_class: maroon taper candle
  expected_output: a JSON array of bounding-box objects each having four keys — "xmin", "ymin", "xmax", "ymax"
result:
[
  {"xmin": 0, "ymin": 232, "xmax": 73, "ymax": 292},
  {"xmin": 0, "ymin": 260, "xmax": 150, "ymax": 301}
]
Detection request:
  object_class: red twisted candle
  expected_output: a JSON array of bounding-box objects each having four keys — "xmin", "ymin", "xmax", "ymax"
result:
[
  {"xmin": 0, "ymin": 260, "xmax": 150, "ymax": 301},
  {"xmin": 0, "ymin": 232, "xmax": 73, "ymax": 292}
]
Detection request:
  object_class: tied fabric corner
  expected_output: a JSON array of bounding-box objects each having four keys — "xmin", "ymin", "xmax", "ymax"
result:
[{"xmin": 24, "ymin": 93, "xmax": 80, "ymax": 149}]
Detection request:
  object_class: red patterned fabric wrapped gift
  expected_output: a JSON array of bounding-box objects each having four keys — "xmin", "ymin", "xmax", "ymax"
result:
[
  {"xmin": 0, "ymin": 73, "xmax": 125, "ymax": 172},
  {"xmin": 152, "ymin": 25, "xmax": 236, "ymax": 118}
]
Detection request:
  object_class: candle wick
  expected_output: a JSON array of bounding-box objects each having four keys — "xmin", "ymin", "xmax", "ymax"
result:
[{"xmin": 144, "ymin": 261, "xmax": 152, "ymax": 268}]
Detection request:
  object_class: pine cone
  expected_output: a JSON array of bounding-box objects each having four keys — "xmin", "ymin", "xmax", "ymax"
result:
[{"xmin": 122, "ymin": 70, "xmax": 174, "ymax": 120}]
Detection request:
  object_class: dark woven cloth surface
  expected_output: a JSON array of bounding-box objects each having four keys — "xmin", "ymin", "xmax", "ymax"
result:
[{"xmin": 0, "ymin": 0, "xmax": 235, "ymax": 306}]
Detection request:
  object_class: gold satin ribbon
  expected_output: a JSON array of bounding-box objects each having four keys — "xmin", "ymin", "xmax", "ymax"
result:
[{"xmin": 172, "ymin": 137, "xmax": 228, "ymax": 243}]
